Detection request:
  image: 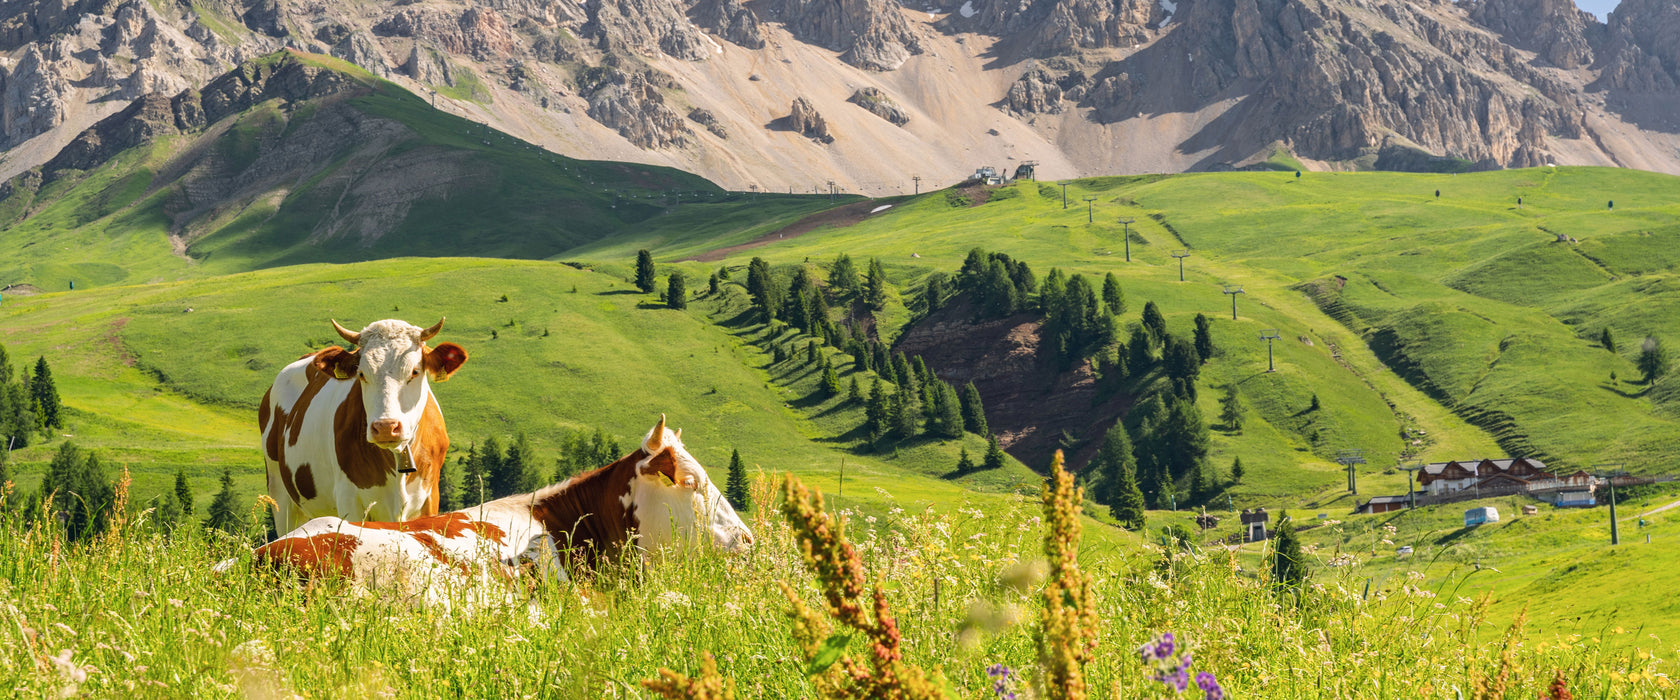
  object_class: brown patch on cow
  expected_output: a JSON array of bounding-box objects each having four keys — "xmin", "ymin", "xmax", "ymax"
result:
[
  {"xmin": 423, "ymin": 343, "xmax": 468, "ymax": 382},
  {"xmin": 639, "ymin": 448, "xmax": 700, "ymax": 489},
  {"xmin": 254, "ymin": 532, "xmax": 359, "ymax": 579},
  {"xmin": 311, "ymin": 346, "xmax": 360, "ymax": 380},
  {"xmin": 352, "ymin": 512, "xmax": 507, "ymax": 545},
  {"xmin": 408, "ymin": 531, "xmax": 448, "ymax": 562},
  {"xmin": 530, "ymin": 449, "xmax": 645, "ymax": 567},
  {"xmin": 258, "ymin": 388, "xmax": 273, "ymax": 441},
  {"xmin": 266, "ymin": 351, "xmax": 346, "ymax": 509},
  {"xmin": 295, "ymin": 463, "xmax": 317, "ymax": 501},
  {"xmin": 334, "ymin": 382, "xmax": 396, "ymax": 489},
  {"xmin": 406, "ymin": 394, "xmax": 447, "ymax": 516}
]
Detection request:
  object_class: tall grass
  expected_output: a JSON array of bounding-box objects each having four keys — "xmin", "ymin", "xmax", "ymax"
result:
[{"xmin": 0, "ymin": 472, "xmax": 1672, "ymax": 698}]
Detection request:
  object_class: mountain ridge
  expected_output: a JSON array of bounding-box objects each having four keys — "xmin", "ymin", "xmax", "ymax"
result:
[{"xmin": 2, "ymin": 0, "xmax": 1678, "ymax": 194}]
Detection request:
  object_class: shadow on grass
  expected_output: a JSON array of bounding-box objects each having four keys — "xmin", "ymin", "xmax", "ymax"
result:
[
  {"xmin": 1602, "ymin": 382, "xmax": 1653, "ymax": 399},
  {"xmin": 595, "ymin": 289, "xmax": 644, "ymax": 296}
]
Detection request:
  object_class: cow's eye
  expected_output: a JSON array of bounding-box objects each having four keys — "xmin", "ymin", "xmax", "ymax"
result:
[{"xmin": 410, "ymin": 368, "xmax": 421, "ymax": 380}]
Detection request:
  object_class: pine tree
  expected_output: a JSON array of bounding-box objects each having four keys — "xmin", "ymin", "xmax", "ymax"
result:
[
  {"xmin": 151, "ymin": 490, "xmax": 182, "ymax": 534},
  {"xmin": 934, "ymin": 382, "xmax": 964, "ymax": 439},
  {"xmin": 1193, "ymin": 313, "xmax": 1214, "ymax": 361},
  {"xmin": 1309, "ymin": 393, "xmax": 1321, "ymax": 411},
  {"xmin": 982, "ymin": 434, "xmax": 1006, "ymax": 470},
  {"xmin": 958, "ymin": 382, "xmax": 988, "ymax": 436},
  {"xmin": 1160, "ymin": 398, "xmax": 1210, "ymax": 483},
  {"xmin": 806, "ymin": 340, "xmax": 820, "ymax": 365},
  {"xmin": 890, "ymin": 389, "xmax": 919, "ymax": 440},
  {"xmin": 1141, "ymin": 301, "xmax": 1167, "ymax": 346},
  {"xmin": 499, "ymin": 434, "xmax": 539, "ymax": 495},
  {"xmin": 954, "ymin": 447, "xmax": 975, "ymax": 473},
  {"xmin": 1188, "ymin": 459, "xmax": 1212, "ymax": 504},
  {"xmin": 828, "ymin": 253, "xmax": 859, "ymax": 295},
  {"xmin": 1086, "ymin": 423, "xmax": 1133, "ymax": 505},
  {"xmin": 1601, "ymin": 327, "xmax": 1616, "ymax": 353},
  {"xmin": 865, "ymin": 379, "xmax": 889, "ymax": 442},
  {"xmin": 1219, "ymin": 383, "xmax": 1243, "ymax": 432},
  {"xmin": 174, "ymin": 467, "xmax": 194, "ymax": 516},
  {"xmin": 31, "ymin": 357, "xmax": 61, "ymax": 429},
  {"xmin": 847, "ymin": 376, "xmax": 862, "ymax": 403},
  {"xmin": 821, "ymin": 363, "xmax": 842, "ymax": 398},
  {"xmin": 1640, "ymin": 336, "xmax": 1669, "ymax": 384},
  {"xmin": 708, "ymin": 272, "xmax": 721, "ymax": 296},
  {"xmin": 891, "ymin": 353, "xmax": 914, "ymax": 390},
  {"xmin": 666, "ymin": 271, "xmax": 688, "ymax": 309},
  {"xmin": 747, "ymin": 257, "xmax": 781, "ymax": 324},
  {"xmin": 724, "ymin": 449, "xmax": 750, "ymax": 510},
  {"xmin": 1102, "ymin": 272, "xmax": 1126, "ymax": 316},
  {"xmin": 1127, "ymin": 326, "xmax": 1155, "ymax": 373},
  {"xmin": 1269, "ymin": 512, "xmax": 1309, "ymax": 589},
  {"xmin": 437, "ymin": 456, "xmax": 459, "ymax": 512},
  {"xmin": 204, "ymin": 466, "xmax": 242, "ymax": 536},
  {"xmin": 1109, "ymin": 343, "xmax": 1130, "ymax": 384},
  {"xmin": 460, "ymin": 443, "xmax": 487, "ymax": 506},
  {"xmin": 1230, "ymin": 456, "xmax": 1244, "ymax": 484},
  {"xmin": 865, "ymin": 257, "xmax": 888, "ymax": 310},
  {"xmin": 635, "ymin": 250, "xmax": 657, "ymax": 293}
]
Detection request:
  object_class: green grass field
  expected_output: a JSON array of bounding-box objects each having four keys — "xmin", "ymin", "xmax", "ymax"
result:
[{"xmin": 5, "ymin": 50, "xmax": 1680, "ymax": 696}]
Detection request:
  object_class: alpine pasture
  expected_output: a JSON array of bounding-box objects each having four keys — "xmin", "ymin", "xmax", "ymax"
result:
[{"xmin": 4, "ymin": 149, "xmax": 1680, "ymax": 695}]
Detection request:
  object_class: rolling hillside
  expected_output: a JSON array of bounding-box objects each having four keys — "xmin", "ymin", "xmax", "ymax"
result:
[{"xmin": 0, "ymin": 51, "xmax": 836, "ymax": 293}]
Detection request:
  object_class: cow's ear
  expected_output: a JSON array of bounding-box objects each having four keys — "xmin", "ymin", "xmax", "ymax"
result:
[
  {"xmin": 313, "ymin": 347, "xmax": 360, "ymax": 380},
  {"xmin": 425, "ymin": 343, "xmax": 468, "ymax": 382}
]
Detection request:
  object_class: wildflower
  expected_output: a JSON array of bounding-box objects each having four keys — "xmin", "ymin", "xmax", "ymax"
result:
[
  {"xmin": 656, "ymin": 591, "xmax": 692, "ymax": 610},
  {"xmin": 1196, "ymin": 671, "xmax": 1225, "ymax": 700},
  {"xmin": 986, "ymin": 664, "xmax": 1019, "ymax": 699}
]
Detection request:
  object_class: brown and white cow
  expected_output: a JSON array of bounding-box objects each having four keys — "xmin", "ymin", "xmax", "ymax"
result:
[
  {"xmin": 230, "ymin": 416, "xmax": 752, "ymax": 608},
  {"xmin": 259, "ymin": 318, "xmax": 468, "ymax": 534}
]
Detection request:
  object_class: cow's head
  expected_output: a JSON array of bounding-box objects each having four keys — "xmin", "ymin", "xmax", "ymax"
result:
[
  {"xmin": 631, "ymin": 415, "xmax": 754, "ymax": 553},
  {"xmin": 319, "ymin": 318, "xmax": 468, "ymax": 451}
]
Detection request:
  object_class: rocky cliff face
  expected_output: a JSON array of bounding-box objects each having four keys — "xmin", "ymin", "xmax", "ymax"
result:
[
  {"xmin": 1594, "ymin": 0, "xmax": 1680, "ymax": 92},
  {"xmin": 770, "ymin": 0, "xmax": 923, "ymax": 70},
  {"xmin": 1468, "ymin": 0, "xmax": 1598, "ymax": 69},
  {"xmin": 3, "ymin": 0, "xmax": 1679, "ymax": 194},
  {"xmin": 584, "ymin": 68, "xmax": 692, "ymax": 149},
  {"xmin": 955, "ymin": 0, "xmax": 1160, "ymax": 56}
]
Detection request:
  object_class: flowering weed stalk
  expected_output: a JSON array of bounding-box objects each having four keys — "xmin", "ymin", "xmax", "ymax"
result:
[
  {"xmin": 777, "ymin": 474, "xmax": 950, "ymax": 700},
  {"xmin": 643, "ymin": 652, "xmax": 736, "ymax": 700},
  {"xmin": 1036, "ymin": 450, "xmax": 1097, "ymax": 700}
]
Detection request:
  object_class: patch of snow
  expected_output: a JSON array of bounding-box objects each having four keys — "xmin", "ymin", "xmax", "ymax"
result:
[
  {"xmin": 870, "ymin": 204, "xmax": 893, "ymax": 214},
  {"xmin": 960, "ymin": 1, "xmax": 977, "ymax": 18},
  {"xmin": 1159, "ymin": 0, "xmax": 1176, "ymax": 26}
]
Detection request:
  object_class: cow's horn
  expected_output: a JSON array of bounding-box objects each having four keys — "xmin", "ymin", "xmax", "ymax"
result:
[
  {"xmin": 419, "ymin": 317, "xmax": 445, "ymax": 342},
  {"xmin": 331, "ymin": 319, "xmax": 361, "ymax": 345}
]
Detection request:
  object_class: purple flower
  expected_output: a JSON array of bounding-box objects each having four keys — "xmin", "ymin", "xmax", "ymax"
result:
[
  {"xmin": 1197, "ymin": 671, "xmax": 1224, "ymax": 700},
  {"xmin": 986, "ymin": 663, "xmax": 1017, "ymax": 699},
  {"xmin": 1156, "ymin": 632, "xmax": 1176, "ymax": 659}
]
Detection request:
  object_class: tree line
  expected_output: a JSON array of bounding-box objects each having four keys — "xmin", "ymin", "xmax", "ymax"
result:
[
  {"xmin": 0, "ymin": 344, "xmax": 64, "ymax": 453},
  {"xmin": 0, "ymin": 440, "xmax": 246, "ymax": 542}
]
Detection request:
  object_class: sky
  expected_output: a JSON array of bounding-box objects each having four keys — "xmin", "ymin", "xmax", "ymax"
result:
[{"xmin": 1575, "ymin": 0, "xmax": 1621, "ymax": 20}]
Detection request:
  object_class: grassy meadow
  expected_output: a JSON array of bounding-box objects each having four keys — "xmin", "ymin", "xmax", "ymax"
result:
[{"xmin": 5, "ymin": 71, "xmax": 1680, "ymax": 696}]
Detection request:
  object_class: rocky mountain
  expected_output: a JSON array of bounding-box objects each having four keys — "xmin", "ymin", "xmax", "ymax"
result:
[{"xmin": 2, "ymin": 0, "xmax": 1678, "ymax": 193}]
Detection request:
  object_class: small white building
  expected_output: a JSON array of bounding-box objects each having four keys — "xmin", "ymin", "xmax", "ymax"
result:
[{"xmin": 1464, "ymin": 506, "xmax": 1500, "ymax": 527}]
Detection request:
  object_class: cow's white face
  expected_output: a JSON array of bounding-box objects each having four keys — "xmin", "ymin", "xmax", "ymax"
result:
[
  {"xmin": 332, "ymin": 319, "xmax": 467, "ymax": 451},
  {"xmin": 632, "ymin": 419, "xmax": 754, "ymax": 554}
]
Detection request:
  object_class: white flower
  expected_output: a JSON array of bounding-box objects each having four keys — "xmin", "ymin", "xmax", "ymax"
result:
[{"xmin": 655, "ymin": 591, "xmax": 692, "ymax": 610}]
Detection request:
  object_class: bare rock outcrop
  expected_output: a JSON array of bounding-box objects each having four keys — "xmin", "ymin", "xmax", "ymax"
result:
[
  {"xmin": 1594, "ymin": 0, "xmax": 1680, "ymax": 92},
  {"xmin": 331, "ymin": 30, "xmax": 395, "ymax": 79},
  {"xmin": 373, "ymin": 7, "xmax": 518, "ymax": 61},
  {"xmin": 583, "ymin": 68, "xmax": 692, "ymax": 149},
  {"xmin": 1468, "ymin": 0, "xmax": 1597, "ymax": 69},
  {"xmin": 687, "ymin": 107, "xmax": 728, "ymax": 138},
  {"xmin": 955, "ymin": 0, "xmax": 1160, "ymax": 56},
  {"xmin": 583, "ymin": 0, "xmax": 711, "ymax": 61},
  {"xmin": 692, "ymin": 0, "xmax": 765, "ymax": 49},
  {"xmin": 1003, "ymin": 66, "xmax": 1063, "ymax": 115},
  {"xmin": 786, "ymin": 96, "xmax": 833, "ymax": 142},
  {"xmin": 847, "ymin": 86, "xmax": 908, "ymax": 125},
  {"xmin": 770, "ymin": 0, "xmax": 922, "ymax": 71}
]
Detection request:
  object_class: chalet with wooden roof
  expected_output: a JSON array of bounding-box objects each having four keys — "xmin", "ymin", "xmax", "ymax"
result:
[{"xmin": 1416, "ymin": 457, "xmax": 1553, "ymax": 495}]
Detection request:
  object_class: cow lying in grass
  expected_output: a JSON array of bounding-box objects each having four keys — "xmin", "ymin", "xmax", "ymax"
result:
[{"xmin": 222, "ymin": 416, "xmax": 753, "ymax": 609}]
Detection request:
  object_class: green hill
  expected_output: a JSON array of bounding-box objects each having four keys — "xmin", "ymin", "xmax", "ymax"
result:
[
  {"xmin": 598, "ymin": 169, "xmax": 1680, "ymax": 487},
  {"xmin": 0, "ymin": 51, "xmax": 835, "ymax": 293}
]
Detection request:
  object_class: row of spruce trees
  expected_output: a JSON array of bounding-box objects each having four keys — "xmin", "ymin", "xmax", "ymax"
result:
[
  {"xmin": 0, "ymin": 441, "xmax": 248, "ymax": 542},
  {"xmin": 0, "ymin": 344, "xmax": 63, "ymax": 452}
]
